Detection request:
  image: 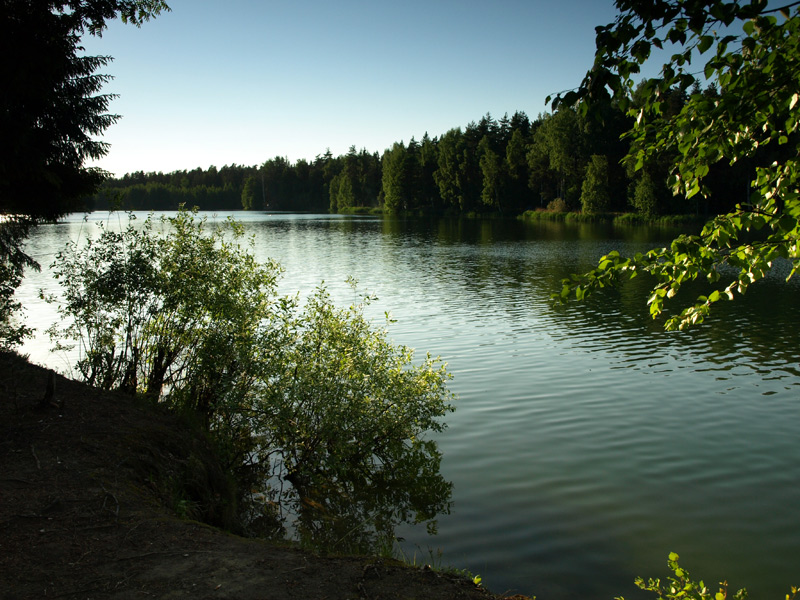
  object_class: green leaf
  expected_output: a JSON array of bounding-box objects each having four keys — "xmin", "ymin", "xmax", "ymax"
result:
[
  {"xmin": 698, "ymin": 35, "xmax": 714, "ymax": 53},
  {"xmin": 557, "ymin": 0, "xmax": 800, "ymax": 332}
]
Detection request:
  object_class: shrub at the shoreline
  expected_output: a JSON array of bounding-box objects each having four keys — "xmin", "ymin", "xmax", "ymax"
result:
[{"xmin": 45, "ymin": 209, "xmax": 454, "ymax": 553}]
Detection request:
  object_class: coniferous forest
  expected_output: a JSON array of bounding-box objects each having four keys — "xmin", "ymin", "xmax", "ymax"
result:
[{"xmin": 91, "ymin": 84, "xmax": 759, "ymax": 219}]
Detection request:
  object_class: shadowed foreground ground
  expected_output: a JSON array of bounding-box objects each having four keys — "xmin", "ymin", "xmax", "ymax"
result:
[{"xmin": 0, "ymin": 352, "xmax": 531, "ymax": 600}]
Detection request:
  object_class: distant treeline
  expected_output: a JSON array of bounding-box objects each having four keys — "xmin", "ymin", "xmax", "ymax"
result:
[{"xmin": 90, "ymin": 82, "xmax": 766, "ymax": 218}]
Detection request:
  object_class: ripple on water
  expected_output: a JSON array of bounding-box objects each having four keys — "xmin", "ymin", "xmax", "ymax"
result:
[{"xmin": 17, "ymin": 213, "xmax": 800, "ymax": 600}]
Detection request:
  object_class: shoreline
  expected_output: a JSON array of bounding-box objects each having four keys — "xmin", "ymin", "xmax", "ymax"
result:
[{"xmin": 0, "ymin": 352, "xmax": 529, "ymax": 599}]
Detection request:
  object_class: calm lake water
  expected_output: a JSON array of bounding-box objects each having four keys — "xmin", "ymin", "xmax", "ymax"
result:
[{"xmin": 18, "ymin": 212, "xmax": 800, "ymax": 599}]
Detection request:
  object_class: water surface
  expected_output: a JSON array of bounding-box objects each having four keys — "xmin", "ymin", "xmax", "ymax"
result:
[{"xmin": 19, "ymin": 212, "xmax": 800, "ymax": 599}]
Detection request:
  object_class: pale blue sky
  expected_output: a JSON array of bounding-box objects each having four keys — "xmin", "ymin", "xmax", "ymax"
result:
[{"xmin": 81, "ymin": 0, "xmax": 622, "ymax": 176}]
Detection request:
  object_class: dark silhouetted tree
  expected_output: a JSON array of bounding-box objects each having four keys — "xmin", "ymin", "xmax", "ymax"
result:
[{"xmin": 0, "ymin": 0, "xmax": 169, "ymax": 348}]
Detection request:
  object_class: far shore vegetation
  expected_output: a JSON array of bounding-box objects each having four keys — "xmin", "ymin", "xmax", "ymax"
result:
[{"xmin": 89, "ymin": 91, "xmax": 749, "ymax": 226}]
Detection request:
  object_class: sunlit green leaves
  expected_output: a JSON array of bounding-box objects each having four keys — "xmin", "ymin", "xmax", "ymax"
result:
[
  {"xmin": 554, "ymin": 1, "xmax": 800, "ymax": 329},
  {"xmin": 258, "ymin": 282, "xmax": 454, "ymax": 550},
  {"xmin": 697, "ymin": 35, "xmax": 715, "ymax": 54},
  {"xmin": 617, "ymin": 552, "xmax": 797, "ymax": 600}
]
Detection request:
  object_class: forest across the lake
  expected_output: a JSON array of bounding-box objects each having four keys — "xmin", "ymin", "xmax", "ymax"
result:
[{"xmin": 89, "ymin": 86, "xmax": 757, "ymax": 219}]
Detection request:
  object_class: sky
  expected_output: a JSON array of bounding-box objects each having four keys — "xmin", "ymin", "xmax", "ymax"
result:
[{"xmin": 81, "ymin": 0, "xmax": 623, "ymax": 177}]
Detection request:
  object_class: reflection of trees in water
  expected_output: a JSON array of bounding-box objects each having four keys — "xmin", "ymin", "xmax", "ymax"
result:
[
  {"xmin": 374, "ymin": 217, "xmax": 800, "ymax": 378},
  {"xmin": 251, "ymin": 436, "xmax": 451, "ymax": 556},
  {"xmin": 556, "ymin": 269, "xmax": 800, "ymax": 379},
  {"xmin": 285, "ymin": 438, "xmax": 452, "ymax": 555}
]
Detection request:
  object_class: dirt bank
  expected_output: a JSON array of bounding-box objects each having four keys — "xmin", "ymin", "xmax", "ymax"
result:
[{"xmin": 0, "ymin": 352, "xmax": 530, "ymax": 600}]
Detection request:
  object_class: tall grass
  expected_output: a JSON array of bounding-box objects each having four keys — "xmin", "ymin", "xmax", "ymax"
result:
[{"xmin": 519, "ymin": 209, "xmax": 705, "ymax": 227}]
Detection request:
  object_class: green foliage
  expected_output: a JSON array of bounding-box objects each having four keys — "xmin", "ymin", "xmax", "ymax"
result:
[
  {"xmin": 534, "ymin": 107, "xmax": 588, "ymax": 206},
  {"xmin": 617, "ymin": 553, "xmax": 797, "ymax": 600},
  {"xmin": 46, "ymin": 210, "xmax": 278, "ymax": 400},
  {"xmin": 381, "ymin": 142, "xmax": 413, "ymax": 212},
  {"xmin": 46, "ymin": 209, "xmax": 454, "ymax": 551},
  {"xmin": 95, "ymin": 162, "xmax": 330, "ymax": 212},
  {"xmin": 554, "ymin": 1, "xmax": 800, "ymax": 330},
  {"xmin": 434, "ymin": 129, "xmax": 471, "ymax": 211},
  {"xmin": 580, "ymin": 154, "xmax": 611, "ymax": 214},
  {"xmin": 240, "ymin": 175, "xmax": 257, "ymax": 210},
  {"xmin": 479, "ymin": 136, "xmax": 505, "ymax": 211},
  {"xmin": 91, "ymin": 105, "xmax": 710, "ymax": 218},
  {"xmin": 327, "ymin": 147, "xmax": 382, "ymax": 213},
  {"xmin": 260, "ymin": 282, "xmax": 454, "ymax": 552},
  {"xmin": 632, "ymin": 171, "xmax": 659, "ymax": 218},
  {"xmin": 505, "ymin": 129, "xmax": 531, "ymax": 212}
]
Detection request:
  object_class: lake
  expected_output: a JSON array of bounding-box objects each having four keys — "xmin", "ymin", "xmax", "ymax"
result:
[{"xmin": 18, "ymin": 212, "xmax": 800, "ymax": 599}]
